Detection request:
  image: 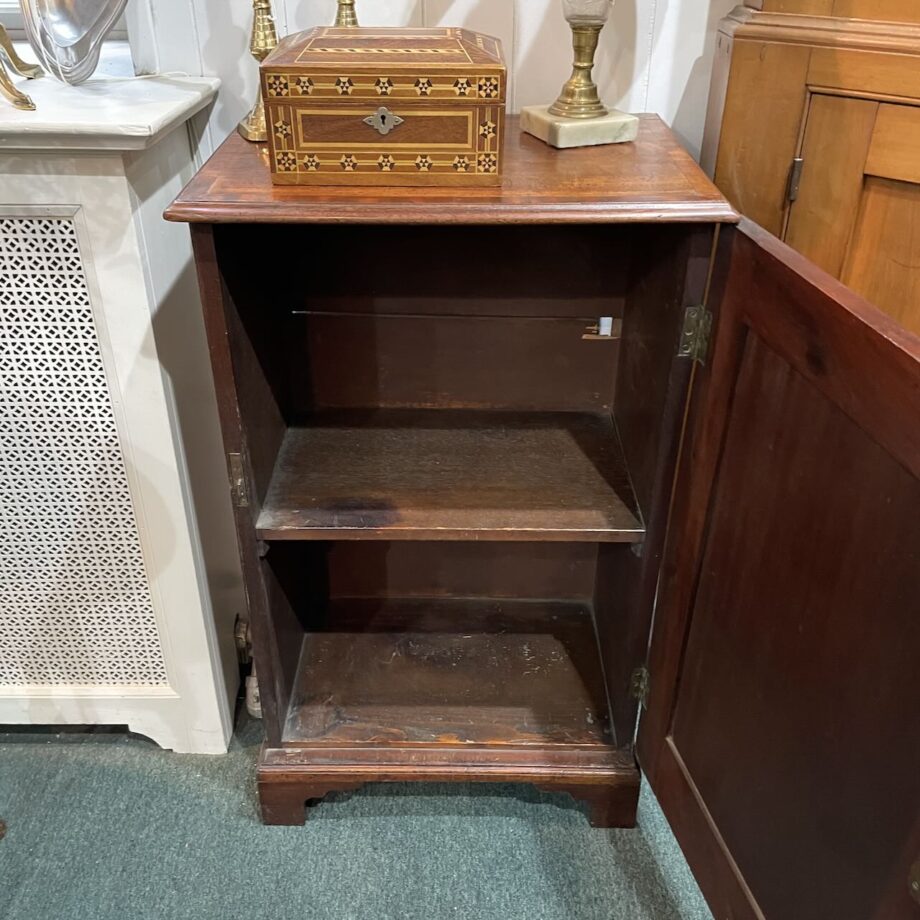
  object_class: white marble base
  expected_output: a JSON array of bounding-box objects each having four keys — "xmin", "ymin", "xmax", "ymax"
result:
[{"xmin": 521, "ymin": 105, "xmax": 639, "ymax": 149}]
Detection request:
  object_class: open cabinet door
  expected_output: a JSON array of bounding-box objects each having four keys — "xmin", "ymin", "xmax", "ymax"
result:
[{"xmin": 638, "ymin": 218, "xmax": 920, "ymax": 920}]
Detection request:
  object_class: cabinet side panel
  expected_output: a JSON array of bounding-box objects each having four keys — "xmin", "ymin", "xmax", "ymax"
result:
[
  {"xmin": 597, "ymin": 225, "xmax": 714, "ymax": 746},
  {"xmin": 213, "ymin": 227, "xmax": 288, "ymax": 505},
  {"xmin": 190, "ymin": 226, "xmax": 294, "ymax": 745}
]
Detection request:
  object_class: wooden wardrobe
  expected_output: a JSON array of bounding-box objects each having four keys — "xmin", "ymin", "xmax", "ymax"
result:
[{"xmin": 703, "ymin": 1, "xmax": 920, "ymax": 336}]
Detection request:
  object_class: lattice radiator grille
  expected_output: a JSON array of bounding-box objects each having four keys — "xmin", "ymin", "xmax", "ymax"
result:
[{"xmin": 0, "ymin": 216, "xmax": 168, "ymax": 687}]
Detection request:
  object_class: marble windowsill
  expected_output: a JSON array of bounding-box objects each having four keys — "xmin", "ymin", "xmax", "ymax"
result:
[{"xmin": 0, "ymin": 41, "xmax": 219, "ymax": 152}]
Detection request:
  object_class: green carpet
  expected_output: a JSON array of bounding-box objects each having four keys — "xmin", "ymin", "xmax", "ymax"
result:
[{"xmin": 0, "ymin": 716, "xmax": 711, "ymax": 920}]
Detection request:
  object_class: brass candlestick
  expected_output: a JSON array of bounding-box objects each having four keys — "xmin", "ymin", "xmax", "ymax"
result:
[
  {"xmin": 238, "ymin": 0, "xmax": 279, "ymax": 142},
  {"xmin": 335, "ymin": 1, "xmax": 359, "ymax": 27},
  {"xmin": 520, "ymin": 0, "xmax": 637, "ymax": 148},
  {"xmin": 548, "ymin": 23, "xmax": 607, "ymax": 119}
]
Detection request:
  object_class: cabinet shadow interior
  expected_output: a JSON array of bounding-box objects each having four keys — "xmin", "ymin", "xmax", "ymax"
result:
[{"xmin": 167, "ymin": 117, "xmax": 735, "ymax": 827}]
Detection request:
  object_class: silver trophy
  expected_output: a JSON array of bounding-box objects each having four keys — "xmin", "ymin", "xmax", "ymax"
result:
[{"xmin": 20, "ymin": 0, "xmax": 128, "ymax": 85}]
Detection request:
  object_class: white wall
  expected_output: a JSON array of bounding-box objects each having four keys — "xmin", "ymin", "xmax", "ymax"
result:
[{"xmin": 127, "ymin": 0, "xmax": 737, "ymax": 162}]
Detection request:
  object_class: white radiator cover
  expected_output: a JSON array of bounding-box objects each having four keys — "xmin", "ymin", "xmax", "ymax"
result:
[
  {"xmin": 0, "ymin": 215, "xmax": 168, "ymax": 688},
  {"xmin": 0, "ymin": 73, "xmax": 242, "ymax": 752}
]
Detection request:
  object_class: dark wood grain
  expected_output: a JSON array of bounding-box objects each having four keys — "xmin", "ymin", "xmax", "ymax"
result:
[
  {"xmin": 325, "ymin": 542, "xmax": 598, "ymax": 601},
  {"xmin": 290, "ymin": 313, "xmax": 620, "ymax": 412},
  {"xmin": 674, "ymin": 334, "xmax": 920, "ymax": 920},
  {"xmin": 733, "ymin": 220, "xmax": 920, "ymax": 480},
  {"xmin": 640, "ymin": 219, "xmax": 920, "ymax": 920},
  {"xmin": 164, "ymin": 115, "xmax": 737, "ymax": 225},
  {"xmin": 615, "ymin": 225, "xmax": 714, "ymax": 515},
  {"xmin": 258, "ymin": 222, "xmax": 630, "ymax": 318},
  {"xmin": 282, "ymin": 598, "xmax": 614, "ymax": 747},
  {"xmin": 256, "ymin": 411, "xmax": 644, "ymax": 542},
  {"xmin": 261, "ymin": 222, "xmax": 628, "ymax": 413},
  {"xmin": 258, "ymin": 742, "xmax": 639, "ymax": 827},
  {"xmin": 258, "ymin": 598, "xmax": 636, "ymax": 829}
]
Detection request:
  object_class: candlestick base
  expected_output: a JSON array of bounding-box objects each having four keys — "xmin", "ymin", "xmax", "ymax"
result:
[
  {"xmin": 238, "ymin": 95, "xmax": 267, "ymax": 142},
  {"xmin": 521, "ymin": 105, "xmax": 638, "ymax": 149}
]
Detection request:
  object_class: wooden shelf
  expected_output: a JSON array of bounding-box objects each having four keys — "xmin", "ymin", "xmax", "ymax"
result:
[
  {"xmin": 256, "ymin": 410, "xmax": 644, "ymax": 542},
  {"xmin": 282, "ymin": 598, "xmax": 615, "ymax": 749}
]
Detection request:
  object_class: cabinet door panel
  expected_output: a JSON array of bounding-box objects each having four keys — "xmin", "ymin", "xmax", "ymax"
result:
[
  {"xmin": 640, "ymin": 219, "xmax": 920, "ymax": 920},
  {"xmin": 842, "ymin": 177, "xmax": 920, "ymax": 332},
  {"xmin": 713, "ymin": 41, "xmax": 811, "ymax": 236},
  {"xmin": 866, "ymin": 103, "xmax": 920, "ymax": 184},
  {"xmin": 784, "ymin": 94, "xmax": 877, "ymax": 277},
  {"xmin": 788, "ymin": 97, "xmax": 920, "ymax": 336}
]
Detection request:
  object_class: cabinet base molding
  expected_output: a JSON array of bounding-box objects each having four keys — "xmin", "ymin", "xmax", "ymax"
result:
[{"xmin": 257, "ymin": 744, "xmax": 640, "ymax": 827}]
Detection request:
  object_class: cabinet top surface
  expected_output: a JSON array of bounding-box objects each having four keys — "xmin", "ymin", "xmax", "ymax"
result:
[{"xmin": 165, "ymin": 115, "xmax": 737, "ymax": 225}]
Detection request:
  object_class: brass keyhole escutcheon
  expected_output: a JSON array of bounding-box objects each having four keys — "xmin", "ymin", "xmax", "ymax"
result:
[{"xmin": 364, "ymin": 106, "xmax": 404, "ymax": 136}]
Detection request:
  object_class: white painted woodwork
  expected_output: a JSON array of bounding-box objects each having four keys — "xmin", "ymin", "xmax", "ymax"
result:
[
  {"xmin": 0, "ymin": 67, "xmax": 244, "ymax": 753},
  {"xmin": 0, "ymin": 72, "xmax": 218, "ymax": 149}
]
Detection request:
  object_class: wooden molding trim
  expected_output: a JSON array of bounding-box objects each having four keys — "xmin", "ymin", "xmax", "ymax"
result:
[{"xmin": 722, "ymin": 5, "xmax": 920, "ymax": 54}]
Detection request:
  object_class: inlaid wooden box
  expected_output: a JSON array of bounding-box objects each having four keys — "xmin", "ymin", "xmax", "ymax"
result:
[{"xmin": 261, "ymin": 26, "xmax": 506, "ymax": 187}]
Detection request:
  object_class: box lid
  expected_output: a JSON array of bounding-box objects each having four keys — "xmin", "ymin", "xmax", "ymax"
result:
[
  {"xmin": 267, "ymin": 26, "xmax": 505, "ymax": 70},
  {"xmin": 263, "ymin": 26, "xmax": 506, "ymax": 104}
]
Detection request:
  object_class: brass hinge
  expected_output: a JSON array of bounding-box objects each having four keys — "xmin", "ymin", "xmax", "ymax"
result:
[
  {"xmin": 787, "ymin": 156, "xmax": 804, "ymax": 203},
  {"xmin": 228, "ymin": 452, "xmax": 250, "ymax": 508},
  {"xmin": 630, "ymin": 666, "xmax": 650, "ymax": 709},
  {"xmin": 233, "ymin": 615, "xmax": 252, "ymax": 665},
  {"xmin": 677, "ymin": 305, "xmax": 712, "ymax": 365}
]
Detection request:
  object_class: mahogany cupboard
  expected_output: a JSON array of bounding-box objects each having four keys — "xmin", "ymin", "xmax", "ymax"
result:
[{"xmin": 166, "ymin": 116, "xmax": 920, "ymax": 920}]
